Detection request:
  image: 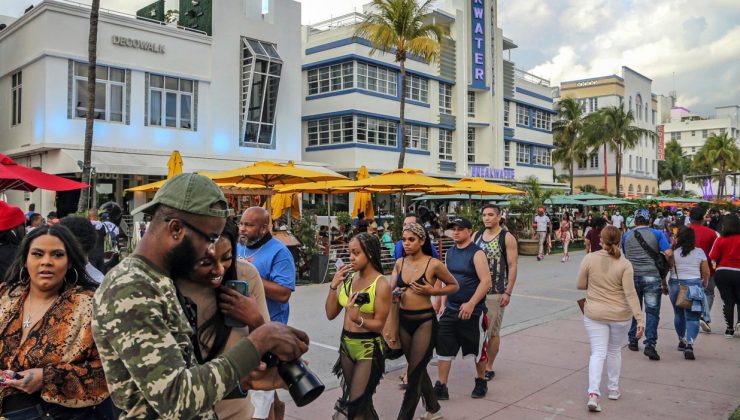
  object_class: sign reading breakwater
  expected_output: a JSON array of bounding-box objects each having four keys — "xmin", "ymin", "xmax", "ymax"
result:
[{"xmin": 112, "ymin": 35, "xmax": 165, "ymax": 54}]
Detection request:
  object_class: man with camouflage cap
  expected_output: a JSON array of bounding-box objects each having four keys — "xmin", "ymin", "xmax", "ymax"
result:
[{"xmin": 92, "ymin": 173, "xmax": 309, "ymax": 419}]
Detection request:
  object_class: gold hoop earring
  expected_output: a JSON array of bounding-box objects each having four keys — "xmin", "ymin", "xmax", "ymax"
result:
[
  {"xmin": 65, "ymin": 268, "xmax": 79, "ymax": 287},
  {"xmin": 19, "ymin": 267, "xmax": 30, "ymax": 286}
]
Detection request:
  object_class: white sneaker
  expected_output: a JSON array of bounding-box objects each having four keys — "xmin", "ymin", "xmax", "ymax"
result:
[
  {"xmin": 587, "ymin": 394, "xmax": 602, "ymax": 412},
  {"xmin": 699, "ymin": 320, "xmax": 711, "ymax": 333},
  {"xmin": 608, "ymin": 390, "xmax": 621, "ymax": 400},
  {"xmin": 420, "ymin": 411, "xmax": 444, "ymax": 420}
]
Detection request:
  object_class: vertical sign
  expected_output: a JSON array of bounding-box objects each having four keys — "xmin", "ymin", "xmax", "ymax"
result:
[
  {"xmin": 470, "ymin": 0, "xmax": 486, "ymax": 89},
  {"xmin": 657, "ymin": 125, "xmax": 665, "ymax": 160}
]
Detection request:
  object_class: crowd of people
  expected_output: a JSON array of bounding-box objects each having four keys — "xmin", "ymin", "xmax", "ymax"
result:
[{"xmin": 0, "ymin": 176, "xmax": 738, "ymax": 418}]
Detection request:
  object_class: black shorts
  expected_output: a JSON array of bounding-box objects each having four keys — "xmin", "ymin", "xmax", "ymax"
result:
[{"xmin": 436, "ymin": 309, "xmax": 488, "ymax": 363}]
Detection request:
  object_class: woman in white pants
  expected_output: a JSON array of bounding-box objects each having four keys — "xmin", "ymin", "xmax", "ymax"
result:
[{"xmin": 577, "ymin": 226, "xmax": 645, "ymax": 413}]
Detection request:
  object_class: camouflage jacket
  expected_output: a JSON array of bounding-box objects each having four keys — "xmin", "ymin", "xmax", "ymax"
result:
[{"xmin": 92, "ymin": 255, "xmax": 260, "ymax": 419}]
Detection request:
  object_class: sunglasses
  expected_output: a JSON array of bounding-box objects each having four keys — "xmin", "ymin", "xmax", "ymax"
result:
[{"xmin": 166, "ymin": 218, "xmax": 221, "ymax": 248}]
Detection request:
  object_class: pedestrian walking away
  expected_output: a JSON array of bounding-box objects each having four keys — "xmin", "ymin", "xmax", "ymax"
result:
[
  {"xmin": 622, "ymin": 209, "xmax": 673, "ymax": 360},
  {"xmin": 709, "ymin": 214, "xmax": 740, "ymax": 338},
  {"xmin": 391, "ymin": 223, "xmax": 459, "ymax": 420},
  {"xmin": 560, "ymin": 212, "xmax": 573, "ymax": 262},
  {"xmin": 473, "ymin": 205, "xmax": 518, "ymax": 382},
  {"xmin": 534, "ymin": 208, "xmax": 551, "ymax": 261},
  {"xmin": 577, "ymin": 226, "xmax": 644, "ymax": 413},
  {"xmin": 686, "ymin": 206, "xmax": 719, "ymax": 333},
  {"xmin": 325, "ymin": 233, "xmax": 392, "ymax": 420},
  {"xmin": 435, "ymin": 217, "xmax": 492, "ymax": 401}
]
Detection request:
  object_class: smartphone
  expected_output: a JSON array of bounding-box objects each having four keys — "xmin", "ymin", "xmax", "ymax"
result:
[
  {"xmin": 335, "ymin": 258, "xmax": 344, "ymax": 269},
  {"xmin": 224, "ymin": 280, "xmax": 249, "ymax": 328}
]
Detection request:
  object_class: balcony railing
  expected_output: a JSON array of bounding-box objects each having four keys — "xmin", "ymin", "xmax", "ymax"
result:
[{"xmin": 514, "ymin": 68, "xmax": 550, "ymax": 87}]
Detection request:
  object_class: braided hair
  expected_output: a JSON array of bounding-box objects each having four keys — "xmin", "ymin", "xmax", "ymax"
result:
[{"xmin": 351, "ymin": 232, "xmax": 384, "ymax": 274}]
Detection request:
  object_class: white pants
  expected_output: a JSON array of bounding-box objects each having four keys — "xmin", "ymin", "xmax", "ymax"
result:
[
  {"xmin": 250, "ymin": 390, "xmax": 275, "ymax": 419},
  {"xmin": 583, "ymin": 316, "xmax": 631, "ymax": 396}
]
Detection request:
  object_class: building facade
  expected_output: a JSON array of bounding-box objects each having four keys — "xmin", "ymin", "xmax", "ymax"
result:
[
  {"xmin": 299, "ymin": 0, "xmax": 556, "ymax": 189},
  {"xmin": 0, "ymin": 0, "xmax": 329, "ymax": 217},
  {"xmin": 557, "ymin": 66, "xmax": 659, "ymax": 197}
]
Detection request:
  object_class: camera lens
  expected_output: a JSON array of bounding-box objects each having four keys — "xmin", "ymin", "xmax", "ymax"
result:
[{"xmin": 277, "ymin": 359, "xmax": 325, "ymax": 407}]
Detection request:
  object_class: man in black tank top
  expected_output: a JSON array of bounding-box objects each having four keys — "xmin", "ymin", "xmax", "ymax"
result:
[
  {"xmin": 473, "ymin": 205, "xmax": 519, "ymax": 382},
  {"xmin": 434, "ymin": 217, "xmax": 492, "ymax": 400}
]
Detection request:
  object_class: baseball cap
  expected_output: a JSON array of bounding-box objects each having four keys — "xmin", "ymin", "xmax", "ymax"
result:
[
  {"xmin": 131, "ymin": 173, "xmax": 232, "ymax": 218},
  {"xmin": 0, "ymin": 201, "xmax": 26, "ymax": 231},
  {"xmin": 634, "ymin": 208, "xmax": 650, "ymax": 222},
  {"xmin": 448, "ymin": 217, "xmax": 472, "ymax": 229}
]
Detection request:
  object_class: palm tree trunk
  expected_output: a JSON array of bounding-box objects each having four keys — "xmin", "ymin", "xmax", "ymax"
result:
[
  {"xmin": 397, "ymin": 61, "xmax": 407, "ymax": 169},
  {"xmin": 569, "ymin": 158, "xmax": 574, "ymax": 195},
  {"xmin": 603, "ymin": 144, "xmax": 608, "ymax": 193},
  {"xmin": 615, "ymin": 143, "xmax": 622, "ymax": 197},
  {"xmin": 718, "ymin": 162, "xmax": 726, "ymax": 197},
  {"xmin": 77, "ymin": 0, "xmax": 100, "ymax": 213}
]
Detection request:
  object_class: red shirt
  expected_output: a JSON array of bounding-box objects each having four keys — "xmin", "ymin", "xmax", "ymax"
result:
[
  {"xmin": 586, "ymin": 228, "xmax": 602, "ymax": 252},
  {"xmin": 709, "ymin": 234, "xmax": 740, "ymax": 270},
  {"xmin": 688, "ymin": 223, "xmax": 719, "ymax": 274}
]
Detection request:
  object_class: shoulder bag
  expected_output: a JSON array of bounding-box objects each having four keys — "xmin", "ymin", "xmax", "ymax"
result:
[
  {"xmin": 633, "ymin": 229, "xmax": 670, "ymax": 280},
  {"xmin": 672, "ymin": 260, "xmax": 693, "ymax": 309}
]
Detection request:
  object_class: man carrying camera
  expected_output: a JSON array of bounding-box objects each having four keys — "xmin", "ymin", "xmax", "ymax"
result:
[{"xmin": 93, "ymin": 174, "xmax": 309, "ymax": 419}]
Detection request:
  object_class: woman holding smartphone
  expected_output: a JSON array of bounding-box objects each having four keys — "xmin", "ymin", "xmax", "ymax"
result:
[
  {"xmin": 174, "ymin": 219, "xmax": 271, "ymax": 419},
  {"xmin": 392, "ymin": 222, "xmax": 459, "ymax": 420},
  {"xmin": 325, "ymin": 233, "xmax": 392, "ymax": 420}
]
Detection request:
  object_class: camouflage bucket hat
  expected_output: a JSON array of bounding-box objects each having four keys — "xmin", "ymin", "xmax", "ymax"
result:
[{"xmin": 131, "ymin": 173, "xmax": 233, "ymax": 218}]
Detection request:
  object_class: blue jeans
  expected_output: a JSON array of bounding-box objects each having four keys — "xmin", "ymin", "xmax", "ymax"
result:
[
  {"xmin": 628, "ymin": 276, "xmax": 663, "ymax": 347},
  {"xmin": 669, "ymin": 278, "xmax": 702, "ymax": 344}
]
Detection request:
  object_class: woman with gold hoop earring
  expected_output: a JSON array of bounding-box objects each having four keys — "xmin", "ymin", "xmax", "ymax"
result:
[{"xmin": 0, "ymin": 225, "xmax": 110, "ymax": 418}]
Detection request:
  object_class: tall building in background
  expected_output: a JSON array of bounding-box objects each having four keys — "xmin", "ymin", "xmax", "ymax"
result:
[{"xmin": 556, "ymin": 67, "xmax": 659, "ymax": 197}]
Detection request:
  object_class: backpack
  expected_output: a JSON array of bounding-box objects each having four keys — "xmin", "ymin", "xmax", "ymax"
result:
[{"xmin": 474, "ymin": 227, "xmax": 512, "ymax": 286}]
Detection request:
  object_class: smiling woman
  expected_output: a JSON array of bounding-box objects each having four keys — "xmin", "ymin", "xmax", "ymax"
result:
[{"xmin": 0, "ymin": 225, "xmax": 111, "ymax": 419}]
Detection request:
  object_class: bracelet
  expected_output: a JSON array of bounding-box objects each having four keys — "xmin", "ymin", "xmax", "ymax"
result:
[
  {"xmin": 329, "ymin": 285, "xmax": 338, "ymax": 291},
  {"xmin": 236, "ymin": 382, "xmax": 249, "ymax": 396},
  {"xmin": 503, "ymin": 291, "xmax": 512, "ymax": 296},
  {"xmin": 356, "ymin": 317, "xmax": 364, "ymax": 327}
]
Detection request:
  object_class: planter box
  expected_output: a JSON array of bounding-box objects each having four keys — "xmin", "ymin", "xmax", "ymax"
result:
[
  {"xmin": 309, "ymin": 255, "xmax": 329, "ymax": 284},
  {"xmin": 518, "ymin": 239, "xmax": 540, "ymax": 256}
]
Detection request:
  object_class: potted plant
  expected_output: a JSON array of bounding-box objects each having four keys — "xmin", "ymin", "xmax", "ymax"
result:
[{"xmin": 292, "ymin": 210, "xmax": 327, "ymax": 283}]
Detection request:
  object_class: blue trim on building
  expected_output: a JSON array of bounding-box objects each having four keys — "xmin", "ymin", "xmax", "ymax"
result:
[
  {"xmin": 439, "ymin": 161, "xmax": 456, "ymax": 172},
  {"xmin": 516, "ymin": 124, "xmax": 552, "ymax": 134},
  {"xmin": 515, "ymin": 87, "xmax": 553, "ymax": 103},
  {"xmin": 504, "ymin": 127, "xmax": 514, "ymax": 138},
  {"xmin": 302, "ymin": 109, "xmax": 446, "ymax": 129},
  {"xmin": 517, "ymin": 162, "xmax": 553, "ymax": 169},
  {"xmin": 468, "ymin": 85, "xmax": 490, "ymax": 91},
  {"xmin": 509, "ymin": 138, "xmax": 556, "ymax": 149},
  {"xmin": 509, "ymin": 98, "xmax": 556, "ymax": 114},
  {"xmin": 306, "ymin": 88, "xmax": 397, "ymax": 102},
  {"xmin": 406, "ymin": 98, "xmax": 431, "ymax": 108},
  {"xmin": 467, "ymin": 122, "xmax": 490, "ymax": 127},
  {"xmin": 305, "ymin": 142, "xmax": 430, "ymax": 155},
  {"xmin": 305, "ymin": 38, "xmax": 427, "ymax": 64},
  {"xmin": 302, "ymin": 54, "xmax": 455, "ymax": 85}
]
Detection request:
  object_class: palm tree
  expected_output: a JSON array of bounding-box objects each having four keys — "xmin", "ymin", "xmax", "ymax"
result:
[
  {"xmin": 355, "ymin": 0, "xmax": 445, "ymax": 168},
  {"xmin": 552, "ymin": 97, "xmax": 587, "ymax": 194},
  {"xmin": 658, "ymin": 139, "xmax": 690, "ymax": 192},
  {"xmin": 77, "ymin": 0, "xmax": 100, "ymax": 212},
  {"xmin": 582, "ymin": 106, "xmax": 654, "ymax": 197},
  {"xmin": 693, "ymin": 132, "xmax": 740, "ymax": 197}
]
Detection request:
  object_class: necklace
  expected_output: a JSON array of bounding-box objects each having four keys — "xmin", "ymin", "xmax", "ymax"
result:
[{"xmin": 22, "ymin": 295, "xmax": 32, "ymax": 329}]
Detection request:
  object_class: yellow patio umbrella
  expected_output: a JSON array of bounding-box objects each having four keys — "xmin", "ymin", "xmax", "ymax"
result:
[
  {"xmin": 275, "ymin": 179, "xmax": 365, "ymax": 218},
  {"xmin": 351, "ymin": 168, "xmax": 453, "ymax": 210},
  {"xmin": 352, "ymin": 166, "xmax": 374, "ymax": 220},
  {"xmin": 167, "ymin": 150, "xmax": 183, "ymax": 179},
  {"xmin": 270, "ymin": 192, "xmax": 300, "ymax": 221},
  {"xmin": 207, "ymin": 161, "xmax": 347, "ymax": 187},
  {"xmin": 126, "ymin": 179, "xmax": 263, "ymax": 193},
  {"xmin": 426, "ymin": 177, "xmax": 525, "ymax": 196}
]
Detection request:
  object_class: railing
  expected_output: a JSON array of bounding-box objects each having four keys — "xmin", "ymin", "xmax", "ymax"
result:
[
  {"xmin": 307, "ymin": 12, "xmax": 365, "ymax": 36},
  {"xmin": 514, "ymin": 68, "xmax": 550, "ymax": 87}
]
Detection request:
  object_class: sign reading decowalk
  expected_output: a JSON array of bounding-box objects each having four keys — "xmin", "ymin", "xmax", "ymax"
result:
[
  {"xmin": 111, "ymin": 35, "xmax": 165, "ymax": 54},
  {"xmin": 470, "ymin": 0, "xmax": 486, "ymax": 89}
]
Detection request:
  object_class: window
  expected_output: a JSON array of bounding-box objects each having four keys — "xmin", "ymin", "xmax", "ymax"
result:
[
  {"xmin": 533, "ymin": 109, "xmax": 551, "ymax": 131},
  {"xmin": 652, "ymin": 159, "xmax": 656, "ymax": 174},
  {"xmin": 671, "ymin": 131, "xmax": 682, "ymax": 141},
  {"xmin": 637, "ymin": 185, "xmax": 642, "ymax": 194},
  {"xmin": 467, "ymin": 128, "xmax": 475, "ymax": 163},
  {"xmin": 404, "ymin": 124, "xmax": 428, "ymax": 150},
  {"xmin": 516, "ymin": 105, "xmax": 530, "ymax": 126},
  {"xmin": 691, "ymin": 130, "xmax": 695, "ymax": 136},
  {"xmin": 533, "ymin": 146, "xmax": 551, "ymax": 166},
  {"xmin": 504, "ymin": 141, "xmax": 511, "ymax": 167},
  {"xmin": 652, "ymin": 110, "xmax": 656, "ymax": 124},
  {"xmin": 589, "ymin": 153, "xmax": 598, "ymax": 168},
  {"xmin": 307, "ymin": 62, "xmax": 353, "ymax": 95},
  {"xmin": 635, "ymin": 94, "xmax": 642, "ymax": 119},
  {"xmin": 503, "ymin": 100, "xmax": 509, "ymax": 126},
  {"xmin": 720, "ymin": 128, "xmax": 726, "ymax": 135},
  {"xmin": 629, "ymin": 155, "xmax": 633, "ymax": 171},
  {"xmin": 467, "ymin": 91, "xmax": 475, "ymax": 117},
  {"xmin": 628, "ymin": 96, "xmax": 632, "ymax": 112},
  {"xmin": 147, "ymin": 74, "xmax": 196, "ymax": 129},
  {"xmin": 72, "ymin": 61, "xmax": 127, "ymax": 122},
  {"xmin": 357, "ymin": 115, "xmax": 397, "ymax": 146},
  {"xmin": 439, "ymin": 129, "xmax": 453, "ymax": 161},
  {"xmin": 307, "ymin": 115, "xmax": 353, "ymax": 146},
  {"xmin": 644, "ymin": 104, "xmax": 648, "ymax": 121},
  {"xmin": 439, "ymin": 83, "xmax": 452, "ymax": 114},
  {"xmin": 578, "ymin": 156, "xmax": 587, "ymax": 169},
  {"xmin": 404, "ymin": 74, "xmax": 428, "ymax": 102},
  {"xmin": 702, "ymin": 129, "xmax": 708, "ymax": 138},
  {"xmin": 240, "ymin": 38, "xmax": 282, "ymax": 146},
  {"xmin": 357, "ymin": 62, "xmax": 397, "ymax": 96},
  {"xmin": 516, "ymin": 143, "xmax": 530, "ymax": 164},
  {"xmin": 11, "ymin": 71, "xmax": 21, "ymax": 126},
  {"xmin": 589, "ymin": 97, "xmax": 598, "ymax": 112},
  {"xmin": 628, "ymin": 184, "xmax": 634, "ymax": 195}
]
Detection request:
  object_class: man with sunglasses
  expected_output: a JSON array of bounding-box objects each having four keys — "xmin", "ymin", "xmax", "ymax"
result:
[{"xmin": 93, "ymin": 174, "xmax": 309, "ymax": 419}]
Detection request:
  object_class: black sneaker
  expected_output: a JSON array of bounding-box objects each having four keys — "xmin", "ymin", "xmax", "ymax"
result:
[
  {"xmin": 628, "ymin": 341, "xmax": 639, "ymax": 351},
  {"xmin": 684, "ymin": 344, "xmax": 695, "ymax": 360},
  {"xmin": 725, "ymin": 329, "xmax": 735, "ymax": 338},
  {"xmin": 677, "ymin": 341, "xmax": 686, "ymax": 351},
  {"xmin": 434, "ymin": 381, "xmax": 449, "ymax": 401},
  {"xmin": 484, "ymin": 370, "xmax": 495, "ymax": 381},
  {"xmin": 644, "ymin": 346, "xmax": 660, "ymax": 360},
  {"xmin": 471, "ymin": 378, "xmax": 487, "ymax": 399}
]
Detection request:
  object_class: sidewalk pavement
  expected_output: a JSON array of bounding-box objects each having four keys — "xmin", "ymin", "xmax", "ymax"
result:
[{"xmin": 286, "ymin": 293, "xmax": 740, "ymax": 419}]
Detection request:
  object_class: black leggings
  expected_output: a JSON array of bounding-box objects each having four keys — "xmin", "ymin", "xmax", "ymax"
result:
[
  {"xmin": 715, "ymin": 269, "xmax": 740, "ymax": 329},
  {"xmin": 333, "ymin": 330, "xmax": 385, "ymax": 420},
  {"xmin": 397, "ymin": 308, "xmax": 439, "ymax": 420}
]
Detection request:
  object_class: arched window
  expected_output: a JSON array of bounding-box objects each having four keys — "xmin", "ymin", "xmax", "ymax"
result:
[
  {"xmin": 645, "ymin": 103, "xmax": 648, "ymax": 121},
  {"xmin": 645, "ymin": 185, "xmax": 650, "ymax": 194},
  {"xmin": 629, "ymin": 96, "xmax": 632, "ymax": 112},
  {"xmin": 635, "ymin": 94, "xmax": 642, "ymax": 119},
  {"xmin": 637, "ymin": 185, "xmax": 642, "ymax": 194},
  {"xmin": 628, "ymin": 184, "xmax": 634, "ymax": 195}
]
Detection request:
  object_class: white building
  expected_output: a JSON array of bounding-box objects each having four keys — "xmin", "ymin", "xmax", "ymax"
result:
[
  {"xmin": 299, "ymin": 0, "xmax": 557, "ymax": 199},
  {"xmin": 659, "ymin": 105, "xmax": 739, "ymax": 197},
  {"xmin": 556, "ymin": 67, "xmax": 660, "ymax": 197},
  {"xmin": 0, "ymin": 0, "xmax": 330, "ymax": 217}
]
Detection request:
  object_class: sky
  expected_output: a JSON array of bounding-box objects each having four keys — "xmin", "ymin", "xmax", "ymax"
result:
[{"xmin": 2, "ymin": 0, "xmax": 738, "ymax": 117}]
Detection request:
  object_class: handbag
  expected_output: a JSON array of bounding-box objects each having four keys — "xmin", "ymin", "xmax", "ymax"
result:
[
  {"xmin": 382, "ymin": 300, "xmax": 404, "ymax": 360},
  {"xmin": 577, "ymin": 298, "xmax": 586, "ymax": 314},
  {"xmin": 633, "ymin": 229, "xmax": 670, "ymax": 279},
  {"xmin": 676, "ymin": 284, "xmax": 692, "ymax": 309}
]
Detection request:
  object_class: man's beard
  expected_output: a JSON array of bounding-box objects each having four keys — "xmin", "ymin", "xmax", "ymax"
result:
[
  {"xmin": 245, "ymin": 233, "xmax": 265, "ymax": 247},
  {"xmin": 166, "ymin": 235, "xmax": 198, "ymax": 280}
]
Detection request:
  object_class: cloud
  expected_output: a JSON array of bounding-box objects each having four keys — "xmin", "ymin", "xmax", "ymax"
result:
[
  {"xmin": 560, "ymin": 0, "xmax": 614, "ymax": 32},
  {"xmin": 499, "ymin": 0, "xmax": 553, "ymax": 27},
  {"xmin": 676, "ymin": 94, "xmax": 700, "ymax": 108}
]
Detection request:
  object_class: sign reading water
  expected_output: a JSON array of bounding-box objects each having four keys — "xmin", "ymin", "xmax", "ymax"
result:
[{"xmin": 470, "ymin": 0, "xmax": 486, "ymax": 89}]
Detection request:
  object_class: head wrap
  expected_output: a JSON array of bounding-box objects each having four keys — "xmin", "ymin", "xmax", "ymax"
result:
[{"xmin": 403, "ymin": 222, "xmax": 427, "ymax": 242}]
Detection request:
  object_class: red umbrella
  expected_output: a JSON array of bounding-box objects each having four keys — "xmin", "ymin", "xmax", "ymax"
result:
[{"xmin": 0, "ymin": 154, "xmax": 89, "ymax": 193}]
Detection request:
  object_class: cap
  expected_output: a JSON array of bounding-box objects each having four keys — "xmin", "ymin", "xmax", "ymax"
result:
[
  {"xmin": 377, "ymin": 225, "xmax": 385, "ymax": 230},
  {"xmin": 448, "ymin": 217, "xmax": 472, "ymax": 229},
  {"xmin": 538, "ymin": 207, "xmax": 545, "ymax": 212},
  {"xmin": 131, "ymin": 173, "xmax": 232, "ymax": 218},
  {"xmin": 0, "ymin": 201, "xmax": 26, "ymax": 231},
  {"xmin": 634, "ymin": 208, "xmax": 650, "ymax": 222}
]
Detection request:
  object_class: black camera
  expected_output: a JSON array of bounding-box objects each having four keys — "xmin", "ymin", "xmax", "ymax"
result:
[
  {"xmin": 261, "ymin": 353, "xmax": 324, "ymax": 407},
  {"xmin": 354, "ymin": 292, "xmax": 371, "ymax": 306}
]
